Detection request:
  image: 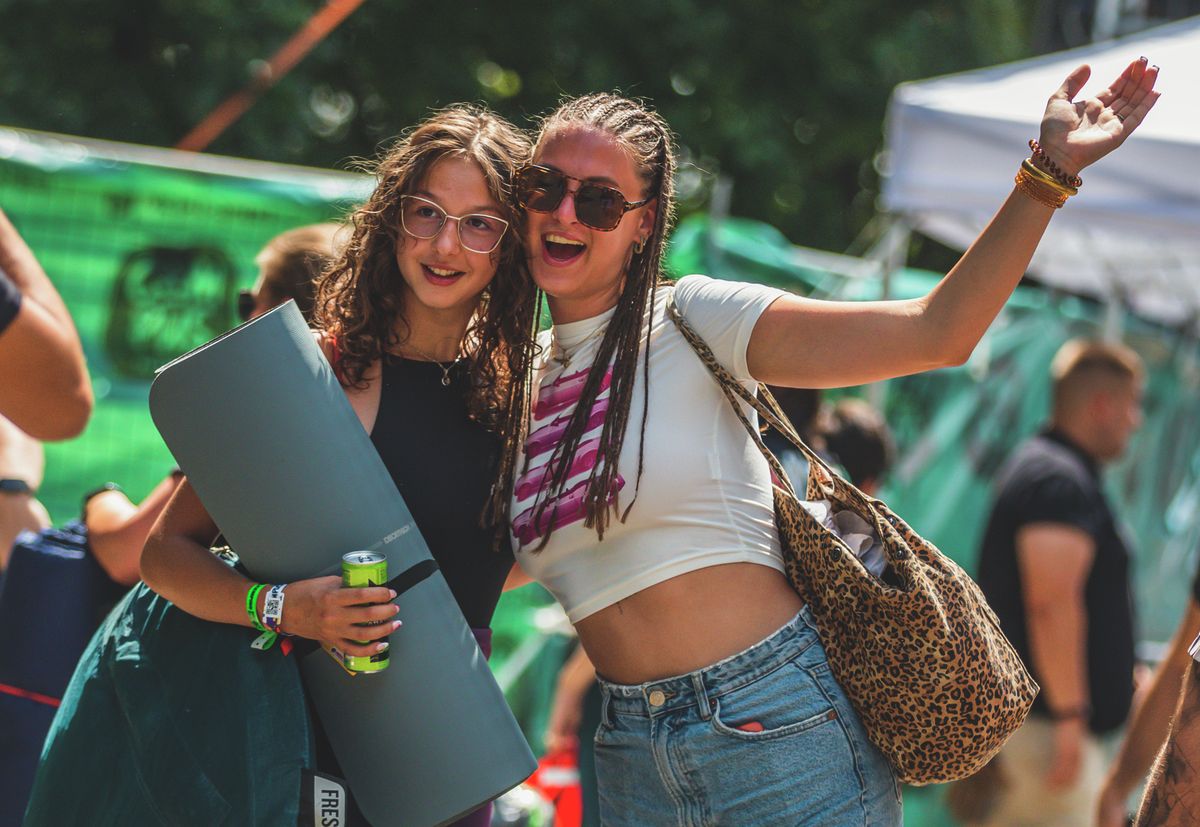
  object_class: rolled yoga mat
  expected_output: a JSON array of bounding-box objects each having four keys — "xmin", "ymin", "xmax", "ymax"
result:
[{"xmin": 148, "ymin": 301, "xmax": 536, "ymax": 827}]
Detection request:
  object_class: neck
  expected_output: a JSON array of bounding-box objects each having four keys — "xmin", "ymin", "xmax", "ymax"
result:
[
  {"xmin": 1050, "ymin": 418, "xmax": 1106, "ymax": 465},
  {"xmin": 547, "ymin": 267, "xmax": 627, "ymax": 325},
  {"xmin": 394, "ymin": 301, "xmax": 473, "ymax": 362}
]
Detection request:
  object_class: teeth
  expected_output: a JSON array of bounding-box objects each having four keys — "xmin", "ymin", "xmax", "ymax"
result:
[
  {"xmin": 428, "ymin": 266, "xmax": 461, "ymax": 277},
  {"xmin": 545, "ymin": 233, "xmax": 585, "ymax": 247}
]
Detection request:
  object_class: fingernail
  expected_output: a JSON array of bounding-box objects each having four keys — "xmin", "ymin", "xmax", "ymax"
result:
[
  {"xmin": 1151, "ymin": 65, "xmax": 1159, "ymax": 71},
  {"xmin": 376, "ymin": 641, "xmax": 389, "ymax": 652},
  {"xmin": 389, "ymin": 589, "xmax": 397, "ymax": 598},
  {"xmin": 1139, "ymin": 55, "xmax": 1148, "ymax": 62},
  {"xmin": 391, "ymin": 604, "xmax": 400, "ymax": 615},
  {"xmin": 392, "ymin": 619, "xmax": 403, "ymax": 630}
]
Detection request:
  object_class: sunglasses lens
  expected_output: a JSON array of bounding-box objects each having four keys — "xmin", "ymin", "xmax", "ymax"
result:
[
  {"xmin": 401, "ymin": 197, "xmax": 446, "ymax": 239},
  {"xmin": 237, "ymin": 290, "xmax": 255, "ymax": 321},
  {"xmin": 575, "ymin": 183, "xmax": 626, "ymax": 231},
  {"xmin": 517, "ymin": 168, "xmax": 567, "ymax": 212}
]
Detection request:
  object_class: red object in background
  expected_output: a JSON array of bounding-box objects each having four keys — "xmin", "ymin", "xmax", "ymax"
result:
[{"xmin": 525, "ymin": 742, "xmax": 583, "ymax": 827}]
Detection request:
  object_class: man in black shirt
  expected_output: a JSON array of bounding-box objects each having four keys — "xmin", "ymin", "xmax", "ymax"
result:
[{"xmin": 976, "ymin": 338, "xmax": 1144, "ymax": 826}]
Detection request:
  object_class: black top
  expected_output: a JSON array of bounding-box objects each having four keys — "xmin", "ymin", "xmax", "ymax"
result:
[
  {"xmin": 0, "ymin": 270, "xmax": 21, "ymax": 335},
  {"xmin": 369, "ymin": 355, "xmax": 513, "ymax": 629},
  {"xmin": 976, "ymin": 429, "xmax": 1136, "ymax": 734}
]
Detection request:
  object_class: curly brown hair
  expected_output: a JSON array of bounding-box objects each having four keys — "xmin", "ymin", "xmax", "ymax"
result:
[{"xmin": 313, "ymin": 105, "xmax": 540, "ymax": 534}]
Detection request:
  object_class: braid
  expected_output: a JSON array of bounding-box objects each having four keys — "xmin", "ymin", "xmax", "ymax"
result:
[{"xmin": 523, "ymin": 93, "xmax": 677, "ymax": 549}]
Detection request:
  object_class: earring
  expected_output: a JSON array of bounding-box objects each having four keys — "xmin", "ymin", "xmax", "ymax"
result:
[{"xmin": 634, "ymin": 238, "xmax": 647, "ymax": 254}]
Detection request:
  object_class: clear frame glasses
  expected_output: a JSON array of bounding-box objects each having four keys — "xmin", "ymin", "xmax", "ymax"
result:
[{"xmin": 399, "ymin": 195, "xmax": 510, "ymax": 254}]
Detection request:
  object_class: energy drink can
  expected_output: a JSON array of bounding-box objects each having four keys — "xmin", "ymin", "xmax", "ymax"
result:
[{"xmin": 341, "ymin": 551, "xmax": 389, "ymax": 674}]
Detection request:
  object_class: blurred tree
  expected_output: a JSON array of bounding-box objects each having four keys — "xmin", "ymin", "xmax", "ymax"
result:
[{"xmin": 0, "ymin": 0, "xmax": 1037, "ymax": 252}]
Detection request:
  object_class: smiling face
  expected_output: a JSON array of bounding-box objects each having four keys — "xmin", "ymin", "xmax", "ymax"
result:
[
  {"xmin": 525, "ymin": 126, "xmax": 657, "ymax": 324},
  {"xmin": 394, "ymin": 155, "xmax": 505, "ymax": 317}
]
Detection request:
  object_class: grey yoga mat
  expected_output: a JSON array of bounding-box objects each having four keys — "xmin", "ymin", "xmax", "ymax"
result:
[{"xmin": 148, "ymin": 301, "xmax": 536, "ymax": 827}]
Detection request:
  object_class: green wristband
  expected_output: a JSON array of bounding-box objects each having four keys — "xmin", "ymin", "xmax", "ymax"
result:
[{"xmin": 245, "ymin": 583, "xmax": 268, "ymax": 632}]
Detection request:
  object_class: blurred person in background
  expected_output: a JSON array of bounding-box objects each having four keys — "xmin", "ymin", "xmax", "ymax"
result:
[
  {"xmin": 822, "ymin": 397, "xmax": 896, "ymax": 496},
  {"xmin": 971, "ymin": 339, "xmax": 1144, "ymax": 826},
  {"xmin": 1097, "ymin": 558, "xmax": 1200, "ymax": 826},
  {"xmin": 0, "ymin": 207, "xmax": 91, "ymax": 440},
  {"xmin": 0, "ymin": 415, "xmax": 50, "ymax": 572}
]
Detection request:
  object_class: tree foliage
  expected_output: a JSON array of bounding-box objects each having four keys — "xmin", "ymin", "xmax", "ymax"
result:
[{"xmin": 1, "ymin": 0, "xmax": 1035, "ymax": 252}]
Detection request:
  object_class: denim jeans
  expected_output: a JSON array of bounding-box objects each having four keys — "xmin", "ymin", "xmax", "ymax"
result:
[{"xmin": 593, "ymin": 607, "xmax": 903, "ymax": 826}]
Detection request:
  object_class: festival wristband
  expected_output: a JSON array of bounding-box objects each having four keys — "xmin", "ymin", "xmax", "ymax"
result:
[
  {"xmin": 246, "ymin": 583, "xmax": 268, "ymax": 632},
  {"xmin": 262, "ymin": 584, "xmax": 288, "ymax": 634}
]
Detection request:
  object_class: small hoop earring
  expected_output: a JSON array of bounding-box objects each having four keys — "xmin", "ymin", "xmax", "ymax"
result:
[{"xmin": 634, "ymin": 238, "xmax": 646, "ymax": 254}]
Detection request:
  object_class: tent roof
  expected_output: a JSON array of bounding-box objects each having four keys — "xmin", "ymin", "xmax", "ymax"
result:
[{"xmin": 881, "ymin": 16, "xmax": 1200, "ymax": 325}]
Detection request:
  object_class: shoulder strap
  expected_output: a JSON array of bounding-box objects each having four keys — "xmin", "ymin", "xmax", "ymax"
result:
[{"xmin": 665, "ymin": 296, "xmax": 842, "ymax": 496}]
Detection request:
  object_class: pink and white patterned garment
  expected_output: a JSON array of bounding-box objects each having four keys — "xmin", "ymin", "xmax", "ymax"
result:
[{"xmin": 510, "ymin": 276, "xmax": 789, "ymax": 623}]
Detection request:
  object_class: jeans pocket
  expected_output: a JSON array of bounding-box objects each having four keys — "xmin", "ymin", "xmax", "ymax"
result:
[{"xmin": 708, "ymin": 659, "xmax": 840, "ymax": 742}]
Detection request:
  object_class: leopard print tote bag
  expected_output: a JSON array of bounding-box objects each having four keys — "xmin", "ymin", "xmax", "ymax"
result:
[{"xmin": 668, "ymin": 300, "xmax": 1037, "ymax": 786}]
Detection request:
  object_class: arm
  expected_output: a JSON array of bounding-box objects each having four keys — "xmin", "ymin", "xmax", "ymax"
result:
[
  {"xmin": 1134, "ymin": 656, "xmax": 1200, "ymax": 826},
  {"xmin": 140, "ymin": 478, "xmax": 399, "ymax": 656},
  {"xmin": 544, "ymin": 643, "xmax": 598, "ymax": 752},
  {"xmin": 0, "ymin": 208, "xmax": 92, "ymax": 439},
  {"xmin": 85, "ymin": 473, "xmax": 181, "ymax": 585},
  {"xmin": 1098, "ymin": 599, "xmax": 1200, "ymax": 826},
  {"xmin": 1016, "ymin": 522, "xmax": 1095, "ymax": 789},
  {"xmin": 748, "ymin": 60, "xmax": 1160, "ymax": 388}
]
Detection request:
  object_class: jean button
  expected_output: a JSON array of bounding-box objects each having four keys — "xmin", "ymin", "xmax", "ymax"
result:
[{"xmin": 648, "ymin": 689, "xmax": 666, "ymax": 707}]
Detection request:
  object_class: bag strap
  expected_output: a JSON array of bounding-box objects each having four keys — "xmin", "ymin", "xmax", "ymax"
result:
[{"xmin": 665, "ymin": 297, "xmax": 843, "ymax": 496}]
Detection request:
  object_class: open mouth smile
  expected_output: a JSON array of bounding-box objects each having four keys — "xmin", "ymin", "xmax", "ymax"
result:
[
  {"xmin": 422, "ymin": 264, "xmax": 466, "ymax": 285},
  {"xmin": 542, "ymin": 233, "xmax": 587, "ymax": 265}
]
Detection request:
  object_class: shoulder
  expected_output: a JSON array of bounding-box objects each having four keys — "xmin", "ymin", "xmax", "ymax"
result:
[{"xmin": 672, "ymin": 274, "xmax": 786, "ymax": 317}]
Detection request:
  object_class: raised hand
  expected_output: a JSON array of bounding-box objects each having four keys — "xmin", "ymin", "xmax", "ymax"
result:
[{"xmin": 1037, "ymin": 56, "xmax": 1161, "ymax": 177}]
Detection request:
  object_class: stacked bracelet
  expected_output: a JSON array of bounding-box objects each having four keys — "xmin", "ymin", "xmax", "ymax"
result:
[
  {"xmin": 1015, "ymin": 159, "xmax": 1077, "ymax": 209},
  {"xmin": 262, "ymin": 584, "xmax": 288, "ymax": 634},
  {"xmin": 245, "ymin": 583, "xmax": 268, "ymax": 632},
  {"xmin": 1028, "ymin": 139, "xmax": 1083, "ymax": 189}
]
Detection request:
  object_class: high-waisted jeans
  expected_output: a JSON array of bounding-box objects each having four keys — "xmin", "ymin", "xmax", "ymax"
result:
[{"xmin": 593, "ymin": 606, "xmax": 903, "ymax": 826}]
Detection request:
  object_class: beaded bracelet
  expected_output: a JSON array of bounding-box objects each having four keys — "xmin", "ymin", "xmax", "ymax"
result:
[
  {"xmin": 1028, "ymin": 139, "xmax": 1082, "ymax": 189},
  {"xmin": 245, "ymin": 582, "xmax": 268, "ymax": 632}
]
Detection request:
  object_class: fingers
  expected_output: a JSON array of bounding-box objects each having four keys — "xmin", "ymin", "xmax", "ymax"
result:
[
  {"xmin": 333, "ymin": 585, "xmax": 396, "ymax": 606},
  {"xmin": 1114, "ymin": 64, "xmax": 1160, "ymax": 132},
  {"xmin": 335, "ymin": 637, "xmax": 391, "ymax": 658},
  {"xmin": 1097, "ymin": 56, "xmax": 1143, "ymax": 106},
  {"xmin": 1053, "ymin": 64, "xmax": 1091, "ymax": 102}
]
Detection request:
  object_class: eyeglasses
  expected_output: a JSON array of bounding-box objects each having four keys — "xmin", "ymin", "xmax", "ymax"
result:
[
  {"xmin": 237, "ymin": 289, "xmax": 256, "ymax": 322},
  {"xmin": 399, "ymin": 195, "xmax": 509, "ymax": 254},
  {"xmin": 514, "ymin": 165, "xmax": 652, "ymax": 232}
]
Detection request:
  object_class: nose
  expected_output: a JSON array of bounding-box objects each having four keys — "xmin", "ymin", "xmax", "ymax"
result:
[
  {"xmin": 434, "ymin": 216, "xmax": 460, "ymax": 255},
  {"xmin": 552, "ymin": 185, "xmax": 579, "ymax": 225}
]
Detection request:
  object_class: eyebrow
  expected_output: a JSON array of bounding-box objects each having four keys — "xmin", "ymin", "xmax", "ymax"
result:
[
  {"xmin": 538, "ymin": 164, "xmax": 624, "ymax": 190},
  {"xmin": 412, "ymin": 191, "xmax": 503, "ymax": 215}
]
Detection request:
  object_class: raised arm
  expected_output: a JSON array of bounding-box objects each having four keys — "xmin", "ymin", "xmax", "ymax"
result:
[
  {"xmin": 0, "ymin": 208, "xmax": 92, "ymax": 439},
  {"xmin": 749, "ymin": 59, "xmax": 1161, "ymax": 388}
]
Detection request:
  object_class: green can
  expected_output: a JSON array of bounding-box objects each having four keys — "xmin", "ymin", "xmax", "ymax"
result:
[{"xmin": 341, "ymin": 551, "xmax": 389, "ymax": 674}]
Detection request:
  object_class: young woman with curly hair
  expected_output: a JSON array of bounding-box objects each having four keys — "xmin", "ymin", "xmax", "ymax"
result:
[
  {"xmin": 507, "ymin": 61, "xmax": 1159, "ymax": 825},
  {"xmin": 130, "ymin": 104, "xmax": 537, "ymax": 824}
]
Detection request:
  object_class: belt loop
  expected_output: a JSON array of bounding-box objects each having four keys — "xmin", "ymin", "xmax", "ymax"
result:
[
  {"xmin": 692, "ymin": 673, "xmax": 712, "ymax": 721},
  {"xmin": 599, "ymin": 684, "xmax": 613, "ymax": 729}
]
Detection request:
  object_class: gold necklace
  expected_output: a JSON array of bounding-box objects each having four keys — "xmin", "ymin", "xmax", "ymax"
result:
[
  {"xmin": 551, "ymin": 323, "xmax": 607, "ymax": 369},
  {"xmin": 398, "ymin": 341, "xmax": 462, "ymax": 387}
]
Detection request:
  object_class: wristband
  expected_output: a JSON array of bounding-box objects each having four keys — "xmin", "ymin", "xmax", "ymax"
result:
[
  {"xmin": 245, "ymin": 583, "xmax": 268, "ymax": 632},
  {"xmin": 1048, "ymin": 703, "xmax": 1091, "ymax": 721},
  {"xmin": 262, "ymin": 584, "xmax": 288, "ymax": 634}
]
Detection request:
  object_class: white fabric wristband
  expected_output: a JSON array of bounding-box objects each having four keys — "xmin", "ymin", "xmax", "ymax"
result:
[{"xmin": 262, "ymin": 584, "xmax": 288, "ymax": 634}]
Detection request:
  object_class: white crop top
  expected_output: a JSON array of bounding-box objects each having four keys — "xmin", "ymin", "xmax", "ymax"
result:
[{"xmin": 510, "ymin": 274, "xmax": 788, "ymax": 622}]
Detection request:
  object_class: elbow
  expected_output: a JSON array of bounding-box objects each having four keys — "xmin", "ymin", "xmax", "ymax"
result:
[
  {"xmin": 29, "ymin": 380, "xmax": 93, "ymax": 441},
  {"xmin": 138, "ymin": 537, "xmax": 164, "ymax": 592}
]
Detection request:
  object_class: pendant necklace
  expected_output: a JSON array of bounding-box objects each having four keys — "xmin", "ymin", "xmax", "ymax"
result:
[
  {"xmin": 551, "ymin": 323, "xmax": 608, "ymax": 369},
  {"xmin": 400, "ymin": 341, "xmax": 462, "ymax": 387}
]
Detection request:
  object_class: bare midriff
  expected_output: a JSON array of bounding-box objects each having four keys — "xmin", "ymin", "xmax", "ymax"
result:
[{"xmin": 575, "ymin": 561, "xmax": 805, "ymax": 685}]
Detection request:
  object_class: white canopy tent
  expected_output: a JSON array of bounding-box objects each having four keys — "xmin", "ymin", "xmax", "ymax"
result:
[{"xmin": 881, "ymin": 16, "xmax": 1200, "ymax": 326}]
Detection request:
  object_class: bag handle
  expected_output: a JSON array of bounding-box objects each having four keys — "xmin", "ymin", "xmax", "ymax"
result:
[{"xmin": 665, "ymin": 298, "xmax": 842, "ymax": 492}]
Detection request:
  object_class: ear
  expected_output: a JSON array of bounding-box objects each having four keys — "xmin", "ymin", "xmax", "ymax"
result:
[{"xmin": 637, "ymin": 198, "xmax": 658, "ymax": 238}]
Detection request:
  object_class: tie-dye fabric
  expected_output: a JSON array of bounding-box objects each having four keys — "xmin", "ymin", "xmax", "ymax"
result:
[{"xmin": 510, "ymin": 275, "xmax": 789, "ymax": 622}]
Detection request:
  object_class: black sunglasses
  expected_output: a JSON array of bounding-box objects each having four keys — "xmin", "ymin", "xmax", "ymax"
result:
[
  {"xmin": 514, "ymin": 164, "xmax": 651, "ymax": 232},
  {"xmin": 237, "ymin": 289, "xmax": 255, "ymax": 322}
]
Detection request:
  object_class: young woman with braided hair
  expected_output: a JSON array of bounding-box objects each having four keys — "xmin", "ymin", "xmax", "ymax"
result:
[{"xmin": 507, "ymin": 61, "xmax": 1159, "ymax": 825}]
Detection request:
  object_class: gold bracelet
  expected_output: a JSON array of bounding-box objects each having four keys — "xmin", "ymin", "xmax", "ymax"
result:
[
  {"xmin": 1021, "ymin": 158, "xmax": 1078, "ymax": 197},
  {"xmin": 1015, "ymin": 166, "xmax": 1069, "ymax": 209}
]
